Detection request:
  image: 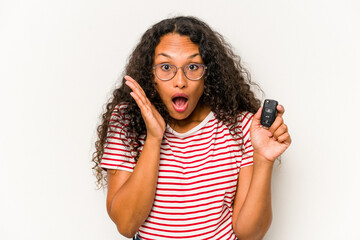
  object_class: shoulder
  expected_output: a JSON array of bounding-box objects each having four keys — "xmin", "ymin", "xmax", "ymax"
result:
[
  {"xmin": 214, "ymin": 111, "xmax": 254, "ymax": 142},
  {"xmin": 112, "ymin": 103, "xmax": 129, "ymax": 116},
  {"xmin": 230, "ymin": 111, "xmax": 254, "ymax": 143},
  {"xmin": 109, "ymin": 103, "xmax": 132, "ymax": 132},
  {"xmin": 235, "ymin": 111, "xmax": 254, "ymax": 145},
  {"xmin": 235, "ymin": 111, "xmax": 254, "ymax": 130},
  {"xmin": 218, "ymin": 111, "xmax": 254, "ymax": 131},
  {"xmin": 111, "ymin": 103, "xmax": 130, "ymax": 121}
]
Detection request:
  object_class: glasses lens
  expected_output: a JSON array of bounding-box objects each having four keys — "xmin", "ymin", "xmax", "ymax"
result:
[
  {"xmin": 154, "ymin": 63, "xmax": 206, "ymax": 81},
  {"xmin": 155, "ymin": 64, "xmax": 175, "ymax": 80},
  {"xmin": 184, "ymin": 64, "xmax": 205, "ymax": 80}
]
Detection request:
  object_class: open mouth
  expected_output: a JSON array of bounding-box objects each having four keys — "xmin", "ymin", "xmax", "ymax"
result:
[{"xmin": 172, "ymin": 94, "xmax": 188, "ymax": 113}]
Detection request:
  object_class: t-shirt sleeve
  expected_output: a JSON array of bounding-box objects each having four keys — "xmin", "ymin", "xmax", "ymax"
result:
[
  {"xmin": 238, "ymin": 111, "xmax": 254, "ymax": 168},
  {"xmin": 100, "ymin": 104, "xmax": 136, "ymax": 172}
]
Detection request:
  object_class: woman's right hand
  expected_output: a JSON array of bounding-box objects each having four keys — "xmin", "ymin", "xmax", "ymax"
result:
[{"xmin": 124, "ymin": 75, "xmax": 166, "ymax": 141}]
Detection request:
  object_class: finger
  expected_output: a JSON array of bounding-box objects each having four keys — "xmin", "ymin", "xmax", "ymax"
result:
[
  {"xmin": 125, "ymin": 80, "xmax": 150, "ymax": 106},
  {"xmin": 125, "ymin": 75, "xmax": 147, "ymax": 97},
  {"xmin": 129, "ymin": 91, "xmax": 149, "ymax": 113},
  {"xmin": 125, "ymin": 78, "xmax": 155, "ymax": 118},
  {"xmin": 276, "ymin": 104, "xmax": 285, "ymax": 118},
  {"xmin": 268, "ymin": 105, "xmax": 285, "ymax": 135},
  {"xmin": 251, "ymin": 107, "xmax": 263, "ymax": 126},
  {"xmin": 125, "ymin": 77, "xmax": 152, "ymax": 107},
  {"xmin": 273, "ymin": 124, "xmax": 288, "ymax": 140},
  {"xmin": 151, "ymin": 104, "xmax": 165, "ymax": 126},
  {"xmin": 277, "ymin": 132, "xmax": 292, "ymax": 144},
  {"xmin": 269, "ymin": 115, "xmax": 284, "ymax": 136}
]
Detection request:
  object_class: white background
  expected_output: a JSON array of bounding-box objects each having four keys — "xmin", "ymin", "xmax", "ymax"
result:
[{"xmin": 1, "ymin": 0, "xmax": 359, "ymax": 239}]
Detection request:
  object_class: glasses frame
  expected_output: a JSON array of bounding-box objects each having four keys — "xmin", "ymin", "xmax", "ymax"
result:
[{"xmin": 153, "ymin": 63, "xmax": 207, "ymax": 81}]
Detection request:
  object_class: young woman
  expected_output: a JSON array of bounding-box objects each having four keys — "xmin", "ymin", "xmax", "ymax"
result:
[{"xmin": 92, "ymin": 16, "xmax": 291, "ymax": 240}]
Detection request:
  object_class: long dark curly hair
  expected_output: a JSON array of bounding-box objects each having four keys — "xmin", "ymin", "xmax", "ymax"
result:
[{"xmin": 92, "ymin": 16, "xmax": 262, "ymax": 189}]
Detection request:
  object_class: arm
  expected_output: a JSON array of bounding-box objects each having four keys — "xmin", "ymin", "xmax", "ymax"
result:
[
  {"xmin": 106, "ymin": 76, "xmax": 166, "ymax": 238},
  {"xmin": 107, "ymin": 137, "xmax": 162, "ymax": 238},
  {"xmin": 232, "ymin": 105, "xmax": 291, "ymax": 240},
  {"xmin": 232, "ymin": 155, "xmax": 274, "ymax": 240}
]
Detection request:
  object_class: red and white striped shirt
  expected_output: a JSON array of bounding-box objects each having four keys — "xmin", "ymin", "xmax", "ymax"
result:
[{"xmin": 101, "ymin": 104, "xmax": 254, "ymax": 240}]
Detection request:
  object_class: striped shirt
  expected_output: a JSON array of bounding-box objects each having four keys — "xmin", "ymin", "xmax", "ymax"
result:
[{"xmin": 101, "ymin": 104, "xmax": 254, "ymax": 240}]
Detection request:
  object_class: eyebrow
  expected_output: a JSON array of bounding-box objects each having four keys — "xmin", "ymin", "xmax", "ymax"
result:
[{"xmin": 157, "ymin": 53, "xmax": 200, "ymax": 59}]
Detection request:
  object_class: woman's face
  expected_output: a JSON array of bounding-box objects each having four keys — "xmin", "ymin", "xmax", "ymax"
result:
[{"xmin": 153, "ymin": 33, "xmax": 206, "ymax": 122}]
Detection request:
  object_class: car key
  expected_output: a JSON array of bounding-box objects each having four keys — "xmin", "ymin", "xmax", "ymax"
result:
[{"xmin": 260, "ymin": 99, "xmax": 278, "ymax": 127}]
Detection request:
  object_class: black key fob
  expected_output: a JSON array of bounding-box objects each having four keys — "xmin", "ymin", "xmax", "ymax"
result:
[{"xmin": 260, "ymin": 99, "xmax": 278, "ymax": 127}]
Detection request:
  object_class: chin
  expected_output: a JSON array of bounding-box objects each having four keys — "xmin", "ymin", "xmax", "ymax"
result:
[
  {"xmin": 169, "ymin": 113, "xmax": 188, "ymax": 120},
  {"xmin": 168, "ymin": 110, "xmax": 192, "ymax": 121}
]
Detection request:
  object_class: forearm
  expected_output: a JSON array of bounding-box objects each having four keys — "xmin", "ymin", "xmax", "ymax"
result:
[
  {"xmin": 109, "ymin": 137, "xmax": 161, "ymax": 237},
  {"xmin": 234, "ymin": 152, "xmax": 274, "ymax": 240}
]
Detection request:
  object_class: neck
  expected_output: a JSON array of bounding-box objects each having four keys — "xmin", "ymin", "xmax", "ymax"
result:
[{"xmin": 169, "ymin": 104, "xmax": 211, "ymax": 133}]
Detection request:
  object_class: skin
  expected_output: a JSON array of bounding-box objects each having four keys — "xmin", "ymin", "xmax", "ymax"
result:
[
  {"xmin": 152, "ymin": 33, "xmax": 211, "ymax": 132},
  {"xmin": 106, "ymin": 33, "xmax": 292, "ymax": 239}
]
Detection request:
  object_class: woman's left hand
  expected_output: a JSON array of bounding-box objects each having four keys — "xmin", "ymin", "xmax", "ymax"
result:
[{"xmin": 249, "ymin": 104, "xmax": 292, "ymax": 162}]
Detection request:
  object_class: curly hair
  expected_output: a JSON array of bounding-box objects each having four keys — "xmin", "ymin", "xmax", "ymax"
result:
[{"xmin": 92, "ymin": 16, "xmax": 262, "ymax": 189}]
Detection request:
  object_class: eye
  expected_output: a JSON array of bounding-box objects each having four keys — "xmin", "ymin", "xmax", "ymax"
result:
[
  {"xmin": 160, "ymin": 64, "xmax": 173, "ymax": 71},
  {"xmin": 187, "ymin": 64, "xmax": 200, "ymax": 71}
]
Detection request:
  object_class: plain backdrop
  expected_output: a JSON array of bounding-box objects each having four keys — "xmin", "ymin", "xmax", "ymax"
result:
[{"xmin": 1, "ymin": 0, "xmax": 359, "ymax": 239}]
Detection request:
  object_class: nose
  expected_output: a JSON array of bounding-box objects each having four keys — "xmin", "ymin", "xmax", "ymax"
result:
[{"xmin": 173, "ymin": 67, "xmax": 187, "ymax": 89}]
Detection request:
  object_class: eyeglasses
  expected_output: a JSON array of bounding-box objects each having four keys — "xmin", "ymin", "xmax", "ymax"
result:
[{"xmin": 153, "ymin": 63, "xmax": 207, "ymax": 81}]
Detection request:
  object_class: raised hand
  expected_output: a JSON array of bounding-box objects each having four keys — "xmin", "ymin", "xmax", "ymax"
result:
[
  {"xmin": 249, "ymin": 105, "xmax": 292, "ymax": 162},
  {"xmin": 124, "ymin": 75, "xmax": 166, "ymax": 142}
]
